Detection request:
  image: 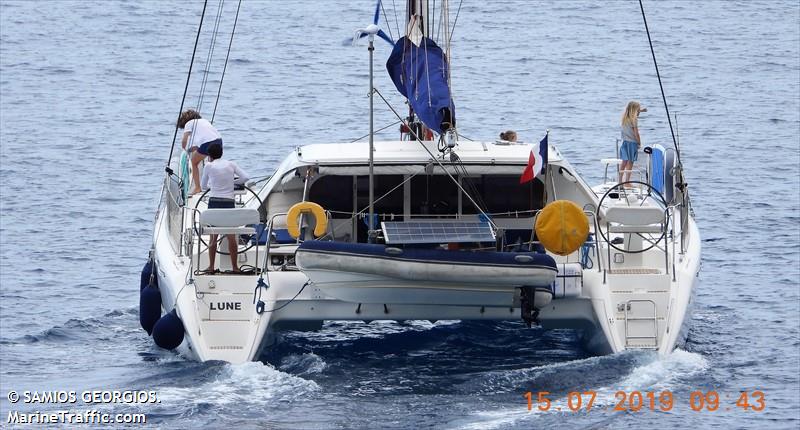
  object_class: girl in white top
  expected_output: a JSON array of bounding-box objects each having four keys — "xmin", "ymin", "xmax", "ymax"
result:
[{"xmin": 178, "ymin": 109, "xmax": 223, "ymax": 194}]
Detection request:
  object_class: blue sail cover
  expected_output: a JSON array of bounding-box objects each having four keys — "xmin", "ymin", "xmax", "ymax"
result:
[{"xmin": 386, "ymin": 36, "xmax": 456, "ymax": 134}]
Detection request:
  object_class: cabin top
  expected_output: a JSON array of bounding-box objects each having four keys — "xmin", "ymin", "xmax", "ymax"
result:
[{"xmin": 295, "ymin": 140, "xmax": 564, "ymax": 166}]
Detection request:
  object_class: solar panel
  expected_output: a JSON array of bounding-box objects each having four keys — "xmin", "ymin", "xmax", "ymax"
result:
[{"xmin": 381, "ymin": 221, "xmax": 496, "ymax": 244}]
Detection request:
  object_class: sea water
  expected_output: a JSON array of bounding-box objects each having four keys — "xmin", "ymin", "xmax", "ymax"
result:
[{"xmin": 1, "ymin": 1, "xmax": 798, "ymax": 428}]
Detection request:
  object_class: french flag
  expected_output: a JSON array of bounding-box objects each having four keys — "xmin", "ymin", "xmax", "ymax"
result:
[{"xmin": 519, "ymin": 133, "xmax": 548, "ymax": 184}]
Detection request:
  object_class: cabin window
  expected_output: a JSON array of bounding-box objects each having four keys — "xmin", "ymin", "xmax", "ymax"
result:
[
  {"xmin": 463, "ymin": 175, "xmax": 544, "ymax": 216},
  {"xmin": 356, "ymin": 175, "xmax": 405, "ymax": 216},
  {"xmin": 410, "ymin": 174, "xmax": 459, "ymax": 216},
  {"xmin": 309, "ymin": 173, "xmax": 543, "ymax": 221},
  {"xmin": 308, "ymin": 175, "xmax": 354, "ymax": 217}
]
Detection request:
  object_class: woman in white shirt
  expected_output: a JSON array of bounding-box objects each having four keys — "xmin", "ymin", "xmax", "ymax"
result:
[
  {"xmin": 200, "ymin": 142, "xmax": 249, "ymax": 273},
  {"xmin": 178, "ymin": 109, "xmax": 223, "ymax": 194}
]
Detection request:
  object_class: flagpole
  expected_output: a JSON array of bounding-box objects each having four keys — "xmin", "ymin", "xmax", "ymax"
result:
[
  {"xmin": 542, "ymin": 129, "xmax": 550, "ymax": 206},
  {"xmin": 545, "ymin": 129, "xmax": 552, "ymax": 202}
]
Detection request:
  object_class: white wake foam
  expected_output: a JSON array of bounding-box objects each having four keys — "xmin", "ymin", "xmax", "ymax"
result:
[
  {"xmin": 279, "ymin": 352, "xmax": 328, "ymax": 376},
  {"xmin": 159, "ymin": 362, "xmax": 319, "ymax": 406},
  {"xmin": 452, "ymin": 349, "xmax": 709, "ymax": 430}
]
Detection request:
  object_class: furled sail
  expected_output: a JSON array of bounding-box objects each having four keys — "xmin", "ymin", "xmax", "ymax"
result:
[{"xmin": 386, "ymin": 36, "xmax": 456, "ymax": 135}]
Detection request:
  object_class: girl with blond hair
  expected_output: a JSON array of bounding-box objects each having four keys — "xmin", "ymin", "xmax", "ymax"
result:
[{"xmin": 619, "ymin": 101, "xmax": 647, "ymax": 185}]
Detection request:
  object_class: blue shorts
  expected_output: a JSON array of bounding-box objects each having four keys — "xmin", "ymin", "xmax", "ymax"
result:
[
  {"xmin": 207, "ymin": 197, "xmax": 234, "ymax": 209},
  {"xmin": 197, "ymin": 138, "xmax": 223, "ymax": 156},
  {"xmin": 620, "ymin": 140, "xmax": 639, "ymax": 162}
]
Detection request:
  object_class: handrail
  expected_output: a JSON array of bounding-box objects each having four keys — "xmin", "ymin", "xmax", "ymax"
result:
[
  {"xmin": 257, "ymin": 208, "xmax": 335, "ymax": 274},
  {"xmin": 605, "ymin": 167, "xmax": 646, "ymax": 185},
  {"xmin": 327, "ymin": 210, "xmax": 539, "ymax": 219},
  {"xmin": 183, "ymin": 193, "xmax": 267, "ymax": 277},
  {"xmin": 181, "ymin": 206, "xmax": 206, "ymax": 277},
  {"xmin": 666, "ymin": 205, "xmax": 677, "ymax": 281},
  {"xmin": 259, "ymin": 211, "xmax": 289, "ymax": 275},
  {"xmin": 596, "ymin": 181, "xmax": 674, "ymax": 283},
  {"xmin": 665, "ymin": 202, "xmax": 685, "ymax": 253},
  {"xmin": 583, "ymin": 209, "xmax": 603, "ymax": 274},
  {"xmin": 163, "ymin": 177, "xmax": 186, "ymax": 254}
]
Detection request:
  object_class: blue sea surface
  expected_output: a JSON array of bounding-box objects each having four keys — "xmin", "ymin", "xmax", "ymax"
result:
[{"xmin": 1, "ymin": 1, "xmax": 799, "ymax": 428}]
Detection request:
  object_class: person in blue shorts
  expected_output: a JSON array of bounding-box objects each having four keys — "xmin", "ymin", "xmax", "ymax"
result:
[
  {"xmin": 619, "ymin": 101, "xmax": 647, "ymax": 186},
  {"xmin": 178, "ymin": 109, "xmax": 223, "ymax": 194}
]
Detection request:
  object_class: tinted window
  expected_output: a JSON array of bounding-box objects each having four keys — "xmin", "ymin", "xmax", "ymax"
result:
[
  {"xmin": 410, "ymin": 175, "xmax": 459, "ymax": 216},
  {"xmin": 308, "ymin": 175, "xmax": 353, "ymax": 217},
  {"xmin": 463, "ymin": 175, "xmax": 544, "ymax": 215}
]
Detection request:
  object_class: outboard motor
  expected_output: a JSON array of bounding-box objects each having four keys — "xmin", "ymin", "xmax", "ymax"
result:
[
  {"xmin": 519, "ymin": 285, "xmax": 554, "ymax": 328},
  {"xmin": 152, "ymin": 309, "xmax": 185, "ymax": 350}
]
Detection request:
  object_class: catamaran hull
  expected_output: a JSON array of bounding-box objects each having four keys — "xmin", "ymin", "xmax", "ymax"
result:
[
  {"xmin": 149, "ymin": 211, "xmax": 698, "ymax": 363},
  {"xmin": 152, "ymin": 208, "xmax": 273, "ymax": 363}
]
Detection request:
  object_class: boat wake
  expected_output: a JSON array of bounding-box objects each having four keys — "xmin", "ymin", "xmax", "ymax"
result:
[
  {"xmin": 157, "ymin": 362, "xmax": 319, "ymax": 407},
  {"xmin": 2, "ymin": 307, "xmax": 140, "ymax": 345},
  {"xmin": 452, "ymin": 349, "xmax": 709, "ymax": 430},
  {"xmin": 278, "ymin": 352, "xmax": 328, "ymax": 376}
]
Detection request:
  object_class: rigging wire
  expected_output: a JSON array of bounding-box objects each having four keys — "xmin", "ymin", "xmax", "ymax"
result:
[
  {"xmin": 166, "ymin": 0, "xmax": 208, "ymax": 169},
  {"xmin": 638, "ymin": 0, "xmax": 680, "ymax": 164},
  {"xmin": 211, "ymin": 0, "xmax": 242, "ymax": 123},
  {"xmin": 638, "ymin": 0, "xmax": 691, "ymax": 227},
  {"xmin": 441, "ymin": 0, "xmax": 450, "ymax": 84},
  {"xmin": 449, "ymin": 151, "xmax": 489, "ymax": 213},
  {"xmin": 431, "ymin": 0, "xmax": 436, "ymax": 42},
  {"xmin": 447, "ymin": 0, "xmax": 463, "ymax": 47},
  {"xmin": 423, "ymin": 25, "xmax": 433, "ymax": 108},
  {"xmin": 435, "ymin": 3, "xmax": 442, "ymax": 43},
  {"xmin": 390, "ymin": 0, "xmax": 401, "ymax": 42},
  {"xmin": 374, "ymin": 87, "xmax": 497, "ymax": 230},
  {"xmin": 197, "ymin": 0, "xmax": 225, "ymax": 114},
  {"xmin": 248, "ymin": 173, "xmax": 274, "ymax": 185},
  {"xmin": 350, "ymin": 120, "xmax": 402, "ymax": 142},
  {"xmin": 324, "ymin": 165, "xmax": 430, "ymax": 239},
  {"xmin": 380, "ymin": 0, "xmax": 395, "ymax": 44}
]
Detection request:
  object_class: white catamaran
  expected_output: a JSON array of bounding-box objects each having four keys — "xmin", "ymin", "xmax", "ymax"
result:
[{"xmin": 141, "ymin": 0, "xmax": 700, "ymax": 364}]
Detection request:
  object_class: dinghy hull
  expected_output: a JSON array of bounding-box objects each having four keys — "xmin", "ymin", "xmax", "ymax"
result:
[{"xmin": 295, "ymin": 241, "xmax": 558, "ymax": 305}]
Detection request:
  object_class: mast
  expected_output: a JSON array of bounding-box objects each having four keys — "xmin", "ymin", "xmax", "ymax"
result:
[
  {"xmin": 357, "ymin": 0, "xmax": 395, "ymax": 243},
  {"xmin": 407, "ymin": 0, "xmax": 428, "ymax": 44},
  {"xmin": 406, "ymin": 0, "xmax": 428, "ymax": 140},
  {"xmin": 368, "ymin": 31, "xmax": 375, "ymax": 242}
]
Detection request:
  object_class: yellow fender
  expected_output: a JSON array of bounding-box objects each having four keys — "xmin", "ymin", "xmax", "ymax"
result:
[
  {"xmin": 286, "ymin": 202, "xmax": 328, "ymax": 239},
  {"xmin": 534, "ymin": 200, "xmax": 589, "ymax": 256}
]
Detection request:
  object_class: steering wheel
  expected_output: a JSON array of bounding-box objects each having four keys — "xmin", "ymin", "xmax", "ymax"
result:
[
  {"xmin": 596, "ymin": 181, "xmax": 668, "ymax": 254},
  {"xmin": 192, "ymin": 185, "xmax": 264, "ymax": 256}
]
